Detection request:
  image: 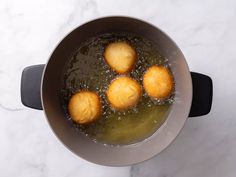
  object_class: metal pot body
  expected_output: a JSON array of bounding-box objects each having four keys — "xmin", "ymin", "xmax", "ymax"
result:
[{"xmin": 21, "ymin": 17, "xmax": 212, "ymax": 166}]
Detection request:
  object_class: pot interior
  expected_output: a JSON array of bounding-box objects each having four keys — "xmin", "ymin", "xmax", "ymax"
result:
[{"xmin": 42, "ymin": 17, "xmax": 192, "ymax": 166}]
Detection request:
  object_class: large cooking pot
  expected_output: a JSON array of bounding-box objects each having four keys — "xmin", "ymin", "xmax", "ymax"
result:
[{"xmin": 21, "ymin": 16, "xmax": 212, "ymax": 166}]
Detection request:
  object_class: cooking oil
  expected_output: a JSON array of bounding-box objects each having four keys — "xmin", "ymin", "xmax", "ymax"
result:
[{"xmin": 60, "ymin": 32, "xmax": 174, "ymax": 145}]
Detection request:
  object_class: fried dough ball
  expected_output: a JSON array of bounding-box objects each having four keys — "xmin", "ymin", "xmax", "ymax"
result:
[
  {"xmin": 68, "ymin": 91, "xmax": 101, "ymax": 124},
  {"xmin": 143, "ymin": 66, "xmax": 174, "ymax": 99},
  {"xmin": 104, "ymin": 41, "xmax": 137, "ymax": 74},
  {"xmin": 106, "ymin": 76, "xmax": 141, "ymax": 110}
]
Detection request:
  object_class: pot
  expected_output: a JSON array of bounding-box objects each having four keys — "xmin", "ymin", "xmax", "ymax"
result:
[{"xmin": 21, "ymin": 16, "xmax": 213, "ymax": 166}]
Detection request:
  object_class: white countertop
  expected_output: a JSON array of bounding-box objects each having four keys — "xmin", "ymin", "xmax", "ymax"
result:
[{"xmin": 1, "ymin": 0, "xmax": 236, "ymax": 176}]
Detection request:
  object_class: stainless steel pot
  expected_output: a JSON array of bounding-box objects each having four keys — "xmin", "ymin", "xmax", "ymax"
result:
[{"xmin": 21, "ymin": 16, "xmax": 212, "ymax": 166}]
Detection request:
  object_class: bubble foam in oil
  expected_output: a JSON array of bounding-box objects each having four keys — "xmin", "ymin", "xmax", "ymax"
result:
[{"xmin": 60, "ymin": 32, "xmax": 174, "ymax": 145}]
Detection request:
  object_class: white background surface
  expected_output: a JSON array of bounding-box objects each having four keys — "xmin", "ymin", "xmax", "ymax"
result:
[{"xmin": 1, "ymin": 0, "xmax": 236, "ymax": 177}]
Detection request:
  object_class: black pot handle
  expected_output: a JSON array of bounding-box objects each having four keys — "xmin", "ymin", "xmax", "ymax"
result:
[
  {"xmin": 21, "ymin": 65, "xmax": 45, "ymax": 110},
  {"xmin": 189, "ymin": 72, "xmax": 213, "ymax": 117},
  {"xmin": 21, "ymin": 66, "xmax": 213, "ymax": 116}
]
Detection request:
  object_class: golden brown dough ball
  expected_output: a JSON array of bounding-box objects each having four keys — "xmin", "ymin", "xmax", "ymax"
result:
[
  {"xmin": 68, "ymin": 91, "xmax": 101, "ymax": 124},
  {"xmin": 143, "ymin": 66, "xmax": 174, "ymax": 99},
  {"xmin": 106, "ymin": 76, "xmax": 141, "ymax": 110},
  {"xmin": 104, "ymin": 41, "xmax": 137, "ymax": 74}
]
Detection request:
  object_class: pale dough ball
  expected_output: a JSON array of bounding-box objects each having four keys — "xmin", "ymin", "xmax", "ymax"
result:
[
  {"xmin": 143, "ymin": 66, "xmax": 174, "ymax": 99},
  {"xmin": 68, "ymin": 91, "xmax": 101, "ymax": 124},
  {"xmin": 104, "ymin": 41, "xmax": 137, "ymax": 74},
  {"xmin": 106, "ymin": 76, "xmax": 141, "ymax": 110}
]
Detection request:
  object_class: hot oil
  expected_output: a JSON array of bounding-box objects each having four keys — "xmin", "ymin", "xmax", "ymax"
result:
[{"xmin": 60, "ymin": 32, "xmax": 174, "ymax": 145}]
